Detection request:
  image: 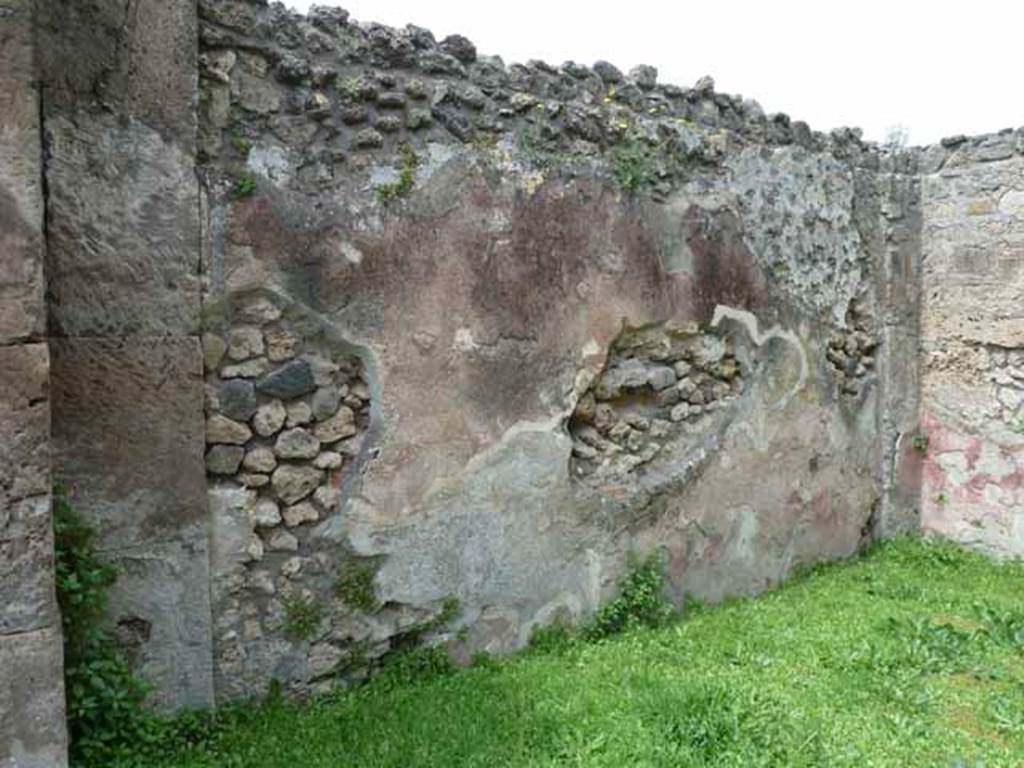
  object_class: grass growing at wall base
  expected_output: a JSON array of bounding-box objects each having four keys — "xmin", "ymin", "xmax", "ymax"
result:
[{"xmin": 106, "ymin": 537, "xmax": 1024, "ymax": 767}]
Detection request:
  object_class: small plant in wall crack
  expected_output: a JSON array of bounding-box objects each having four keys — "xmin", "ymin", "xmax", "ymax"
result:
[
  {"xmin": 334, "ymin": 564, "xmax": 379, "ymax": 613},
  {"xmin": 374, "ymin": 141, "xmax": 420, "ymax": 202},
  {"xmin": 912, "ymin": 433, "xmax": 930, "ymax": 455},
  {"xmin": 281, "ymin": 594, "xmax": 325, "ymax": 641},
  {"xmin": 231, "ymin": 172, "xmax": 257, "ymax": 199},
  {"xmin": 610, "ymin": 132, "xmax": 658, "ymax": 194},
  {"xmin": 231, "ymin": 134, "xmax": 253, "ymax": 159}
]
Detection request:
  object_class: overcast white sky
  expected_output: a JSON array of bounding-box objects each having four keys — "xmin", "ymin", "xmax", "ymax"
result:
[{"xmin": 288, "ymin": 0, "xmax": 1021, "ymax": 146}]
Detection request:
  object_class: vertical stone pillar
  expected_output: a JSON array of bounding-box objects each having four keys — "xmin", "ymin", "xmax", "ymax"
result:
[
  {"xmin": 874, "ymin": 160, "xmax": 924, "ymax": 537},
  {"xmin": 0, "ymin": 0, "xmax": 69, "ymax": 764},
  {"xmin": 39, "ymin": 0, "xmax": 213, "ymax": 710}
]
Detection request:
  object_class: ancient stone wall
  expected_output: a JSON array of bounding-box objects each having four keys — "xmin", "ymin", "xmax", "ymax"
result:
[
  {"xmin": 5, "ymin": 0, "xmax": 1024, "ymax": 759},
  {"xmin": 193, "ymin": 0, "xmax": 911, "ymax": 698},
  {"xmin": 918, "ymin": 133, "xmax": 1024, "ymax": 555},
  {"xmin": 0, "ymin": 1, "xmax": 67, "ymax": 765}
]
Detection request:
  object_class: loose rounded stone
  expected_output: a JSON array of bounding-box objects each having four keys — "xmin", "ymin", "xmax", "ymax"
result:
[
  {"xmin": 218, "ymin": 379, "xmax": 257, "ymax": 421},
  {"xmin": 439, "ymin": 34, "xmax": 476, "ymax": 64},
  {"xmin": 243, "ymin": 446, "xmax": 277, "ymax": 473},
  {"xmin": 249, "ymin": 570, "xmax": 275, "ymax": 595},
  {"xmin": 593, "ymin": 60, "xmax": 623, "ymax": 83},
  {"xmin": 246, "ymin": 535, "xmax": 264, "ymax": 563},
  {"xmin": 266, "ymin": 529, "xmax": 299, "ymax": 552},
  {"xmin": 283, "ymin": 501, "xmax": 319, "ymax": 527},
  {"xmin": 349, "ymin": 380, "xmax": 371, "ymax": 401},
  {"xmin": 629, "ymin": 64, "xmax": 658, "ymax": 90},
  {"xmin": 311, "ymin": 386, "xmax": 343, "ymax": 421},
  {"xmin": 670, "ymin": 403, "xmax": 690, "ymax": 422},
  {"xmin": 253, "ymin": 400, "xmax": 287, "ymax": 437},
  {"xmin": 377, "ymin": 91, "xmax": 407, "ymax": 109},
  {"xmin": 281, "ymin": 556, "xmax": 303, "ymax": 577},
  {"xmin": 313, "ymin": 406, "xmax": 357, "ymax": 443},
  {"xmin": 272, "ymin": 464, "xmax": 324, "ymax": 504},
  {"xmin": 307, "ymin": 356, "xmax": 340, "ymax": 386},
  {"xmin": 313, "ymin": 451, "xmax": 342, "ymax": 470},
  {"xmin": 239, "ymin": 473, "xmax": 270, "ymax": 488},
  {"xmin": 202, "ymin": 333, "xmax": 227, "ymax": 372},
  {"xmin": 375, "ymin": 115, "xmax": 402, "ymax": 133},
  {"xmin": 221, "ymin": 358, "xmax": 270, "ymax": 378},
  {"xmin": 257, "ymin": 359, "xmax": 316, "ymax": 400},
  {"xmin": 341, "ymin": 105, "xmax": 369, "ymax": 125},
  {"xmin": 406, "ymin": 108, "xmax": 433, "ymax": 130},
  {"xmin": 250, "ymin": 498, "xmax": 282, "ymax": 527},
  {"xmin": 265, "ymin": 329, "xmax": 302, "ymax": 362},
  {"xmin": 236, "ymin": 296, "xmax": 282, "ymax": 324},
  {"xmin": 274, "ymin": 427, "xmax": 321, "ymax": 459},
  {"xmin": 206, "ymin": 445, "xmax": 245, "ymax": 474},
  {"xmin": 313, "ymin": 484, "xmax": 338, "ymax": 512},
  {"xmin": 206, "ymin": 414, "xmax": 253, "ymax": 445},
  {"xmin": 353, "ymin": 128, "xmax": 384, "ymax": 149},
  {"xmin": 285, "ymin": 401, "xmax": 313, "ymax": 428},
  {"xmin": 404, "ymin": 78, "xmax": 429, "ymax": 99},
  {"xmin": 227, "ymin": 326, "xmax": 265, "ymax": 361}
]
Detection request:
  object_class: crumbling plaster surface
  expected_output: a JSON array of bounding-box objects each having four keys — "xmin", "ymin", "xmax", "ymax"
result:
[
  {"xmin": 202, "ymin": 52, "xmax": 892, "ymax": 691},
  {"xmin": 919, "ymin": 147, "xmax": 1024, "ymax": 556},
  {"xmin": 12, "ymin": 3, "xmax": 1024, "ymax": 755}
]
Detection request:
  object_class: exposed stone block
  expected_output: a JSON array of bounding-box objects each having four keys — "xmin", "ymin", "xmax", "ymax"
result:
[
  {"xmin": 50, "ymin": 337, "xmax": 206, "ymax": 551},
  {"xmin": 44, "ymin": 114, "xmax": 200, "ymax": 336},
  {"xmin": 0, "ymin": 627, "xmax": 68, "ymax": 768}
]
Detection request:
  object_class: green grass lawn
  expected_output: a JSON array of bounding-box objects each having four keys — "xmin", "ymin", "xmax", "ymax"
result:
[{"xmin": 112, "ymin": 538, "xmax": 1024, "ymax": 767}]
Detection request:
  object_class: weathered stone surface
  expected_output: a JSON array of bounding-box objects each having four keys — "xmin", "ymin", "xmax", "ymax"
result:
[
  {"xmin": 243, "ymin": 446, "xmax": 278, "ymax": 473},
  {"xmin": 285, "ymin": 400, "xmax": 313, "ymax": 427},
  {"xmin": 272, "ymin": 465, "xmax": 324, "ymax": 505},
  {"xmin": 919, "ymin": 158, "xmax": 1024, "ymax": 555},
  {"xmin": 266, "ymin": 529, "xmax": 299, "ymax": 552},
  {"xmin": 206, "ymin": 445, "xmax": 245, "ymax": 474},
  {"xmin": 206, "ymin": 414, "xmax": 253, "ymax": 445},
  {"xmin": 251, "ymin": 499, "xmax": 282, "ymax": 527},
  {"xmin": 311, "ymin": 386, "xmax": 343, "ymax": 421},
  {"xmin": 312, "ymin": 406, "xmax": 357, "ymax": 443},
  {"xmin": 51, "ymin": 337, "xmax": 206, "ymax": 549},
  {"xmin": 0, "ymin": 345, "xmax": 50, "ymax": 506},
  {"xmin": 257, "ymin": 359, "xmax": 316, "ymax": 399},
  {"xmin": 265, "ymin": 329, "xmax": 301, "ymax": 361},
  {"xmin": 44, "ymin": 112, "xmax": 200, "ymax": 336},
  {"xmin": 218, "ymin": 379, "xmax": 257, "ymax": 421},
  {"xmin": 313, "ymin": 451, "xmax": 343, "ymax": 470},
  {"xmin": 221, "ymin": 357, "xmax": 269, "ymax": 378},
  {"xmin": 0, "ymin": 0, "xmax": 46, "ymax": 345},
  {"xmin": 202, "ymin": 333, "xmax": 227, "ymax": 371},
  {"xmin": 283, "ymin": 501, "xmax": 319, "ymax": 527},
  {"xmin": 253, "ymin": 400, "xmax": 287, "ymax": 436},
  {"xmin": 0, "ymin": 627, "xmax": 68, "ymax": 768},
  {"xmin": 106, "ymin": 534, "xmax": 214, "ymax": 711},
  {"xmin": 275, "ymin": 427, "xmax": 320, "ymax": 459},
  {"xmin": 227, "ymin": 326, "xmax": 264, "ymax": 361}
]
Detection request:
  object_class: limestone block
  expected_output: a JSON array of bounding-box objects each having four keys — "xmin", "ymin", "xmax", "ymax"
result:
[
  {"xmin": 105, "ymin": 534, "xmax": 215, "ymax": 711},
  {"xmin": 0, "ymin": 0, "xmax": 46, "ymax": 344},
  {"xmin": 50, "ymin": 337, "xmax": 206, "ymax": 550},
  {"xmin": 38, "ymin": 0, "xmax": 197, "ymax": 143},
  {"xmin": 44, "ymin": 112, "xmax": 200, "ymax": 336},
  {"xmin": 0, "ymin": 627, "xmax": 68, "ymax": 768}
]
